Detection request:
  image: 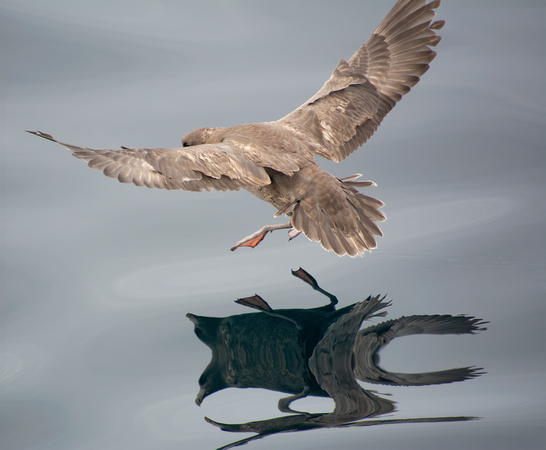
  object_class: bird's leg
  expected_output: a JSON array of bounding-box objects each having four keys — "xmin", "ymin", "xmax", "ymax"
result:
[
  {"xmin": 230, "ymin": 222, "xmax": 296, "ymax": 251},
  {"xmin": 235, "ymin": 295, "xmax": 302, "ymax": 330},
  {"xmin": 277, "ymin": 386, "xmax": 312, "ymax": 414},
  {"xmin": 291, "ymin": 268, "xmax": 338, "ymax": 307}
]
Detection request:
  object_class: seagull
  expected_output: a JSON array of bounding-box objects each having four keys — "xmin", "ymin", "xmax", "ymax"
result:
[{"xmin": 28, "ymin": 0, "xmax": 444, "ymax": 256}]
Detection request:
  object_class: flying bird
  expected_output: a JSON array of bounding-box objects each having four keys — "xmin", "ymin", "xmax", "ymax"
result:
[{"xmin": 28, "ymin": 0, "xmax": 444, "ymax": 256}]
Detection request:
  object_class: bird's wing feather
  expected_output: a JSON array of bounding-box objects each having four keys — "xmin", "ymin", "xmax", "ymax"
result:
[
  {"xmin": 354, "ymin": 315, "xmax": 487, "ymax": 386},
  {"xmin": 287, "ymin": 168, "xmax": 385, "ymax": 257},
  {"xmin": 27, "ymin": 131, "xmax": 271, "ymax": 192},
  {"xmin": 277, "ymin": 0, "xmax": 444, "ymax": 162},
  {"xmin": 222, "ymin": 134, "xmax": 307, "ymax": 176}
]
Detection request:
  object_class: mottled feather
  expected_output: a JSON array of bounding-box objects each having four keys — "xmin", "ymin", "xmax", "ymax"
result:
[
  {"xmin": 28, "ymin": 0, "xmax": 444, "ymax": 257},
  {"xmin": 278, "ymin": 0, "xmax": 445, "ymax": 162}
]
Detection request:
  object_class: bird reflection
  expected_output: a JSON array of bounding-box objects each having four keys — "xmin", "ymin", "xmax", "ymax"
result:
[{"xmin": 187, "ymin": 268, "xmax": 486, "ymax": 449}]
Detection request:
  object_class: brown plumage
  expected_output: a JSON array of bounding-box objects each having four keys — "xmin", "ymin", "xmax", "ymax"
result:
[{"xmin": 28, "ymin": 0, "xmax": 445, "ymax": 256}]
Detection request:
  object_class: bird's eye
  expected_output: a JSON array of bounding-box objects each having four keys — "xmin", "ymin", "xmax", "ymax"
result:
[{"xmin": 182, "ymin": 142, "xmax": 189, "ymax": 147}]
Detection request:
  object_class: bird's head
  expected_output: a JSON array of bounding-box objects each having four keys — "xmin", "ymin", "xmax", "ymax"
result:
[{"xmin": 181, "ymin": 127, "xmax": 225, "ymax": 147}]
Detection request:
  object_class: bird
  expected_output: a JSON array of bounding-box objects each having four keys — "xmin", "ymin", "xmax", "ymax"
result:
[{"xmin": 28, "ymin": 0, "xmax": 445, "ymax": 256}]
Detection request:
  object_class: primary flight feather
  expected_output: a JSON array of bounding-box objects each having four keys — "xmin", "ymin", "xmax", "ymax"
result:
[{"xmin": 29, "ymin": 0, "xmax": 445, "ymax": 257}]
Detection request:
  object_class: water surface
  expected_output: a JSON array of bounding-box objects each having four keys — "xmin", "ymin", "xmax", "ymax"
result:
[{"xmin": 2, "ymin": 1, "xmax": 545, "ymax": 449}]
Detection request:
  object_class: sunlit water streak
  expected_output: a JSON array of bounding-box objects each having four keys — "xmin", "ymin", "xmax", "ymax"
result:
[
  {"xmin": 387, "ymin": 195, "xmax": 517, "ymax": 242},
  {"xmin": 0, "ymin": 344, "xmax": 48, "ymax": 393}
]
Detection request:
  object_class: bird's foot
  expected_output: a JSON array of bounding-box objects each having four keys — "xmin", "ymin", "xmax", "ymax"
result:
[
  {"xmin": 231, "ymin": 232, "xmax": 268, "ymax": 250},
  {"xmin": 288, "ymin": 228, "xmax": 301, "ymax": 240},
  {"xmin": 291, "ymin": 267, "xmax": 338, "ymax": 307},
  {"xmin": 235, "ymin": 294, "xmax": 273, "ymax": 312},
  {"xmin": 235, "ymin": 295, "xmax": 302, "ymax": 329},
  {"xmin": 230, "ymin": 222, "xmax": 293, "ymax": 251},
  {"xmin": 278, "ymin": 386, "xmax": 312, "ymax": 415}
]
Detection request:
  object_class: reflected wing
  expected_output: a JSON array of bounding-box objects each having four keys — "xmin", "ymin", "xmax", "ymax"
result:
[
  {"xmin": 309, "ymin": 296, "xmax": 394, "ymax": 422},
  {"xmin": 354, "ymin": 315, "xmax": 488, "ymax": 386},
  {"xmin": 28, "ymin": 131, "xmax": 271, "ymax": 192},
  {"xmin": 277, "ymin": 0, "xmax": 444, "ymax": 162}
]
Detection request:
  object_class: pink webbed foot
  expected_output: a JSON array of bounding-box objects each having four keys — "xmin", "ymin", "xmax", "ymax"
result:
[
  {"xmin": 230, "ymin": 222, "xmax": 295, "ymax": 251},
  {"xmin": 230, "ymin": 232, "xmax": 269, "ymax": 250}
]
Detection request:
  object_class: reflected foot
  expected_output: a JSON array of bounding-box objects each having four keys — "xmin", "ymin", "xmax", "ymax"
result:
[
  {"xmin": 235, "ymin": 295, "xmax": 302, "ymax": 329},
  {"xmin": 235, "ymin": 295, "xmax": 273, "ymax": 312},
  {"xmin": 291, "ymin": 267, "xmax": 338, "ymax": 307},
  {"xmin": 278, "ymin": 386, "xmax": 312, "ymax": 414}
]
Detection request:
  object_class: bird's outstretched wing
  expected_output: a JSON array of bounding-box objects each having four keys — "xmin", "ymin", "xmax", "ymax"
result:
[
  {"xmin": 277, "ymin": 0, "xmax": 445, "ymax": 162},
  {"xmin": 354, "ymin": 314, "xmax": 487, "ymax": 386},
  {"xmin": 27, "ymin": 131, "xmax": 272, "ymax": 192}
]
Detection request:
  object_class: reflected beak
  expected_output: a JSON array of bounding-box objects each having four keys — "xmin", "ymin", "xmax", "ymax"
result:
[
  {"xmin": 186, "ymin": 313, "xmax": 199, "ymax": 325},
  {"xmin": 195, "ymin": 387, "xmax": 207, "ymax": 406}
]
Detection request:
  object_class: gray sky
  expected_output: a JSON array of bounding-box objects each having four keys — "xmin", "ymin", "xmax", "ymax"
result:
[{"xmin": 2, "ymin": 1, "xmax": 545, "ymax": 449}]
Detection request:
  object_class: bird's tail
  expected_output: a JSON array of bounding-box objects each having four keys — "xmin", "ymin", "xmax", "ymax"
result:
[{"xmin": 289, "ymin": 169, "xmax": 386, "ymax": 257}]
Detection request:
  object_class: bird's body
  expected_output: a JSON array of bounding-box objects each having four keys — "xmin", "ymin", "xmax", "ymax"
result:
[
  {"xmin": 29, "ymin": 0, "xmax": 445, "ymax": 256},
  {"xmin": 180, "ymin": 123, "xmax": 386, "ymax": 254}
]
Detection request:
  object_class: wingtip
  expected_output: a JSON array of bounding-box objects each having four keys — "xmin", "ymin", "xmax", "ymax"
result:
[
  {"xmin": 26, "ymin": 130, "xmax": 55, "ymax": 141},
  {"xmin": 431, "ymin": 20, "xmax": 446, "ymax": 31}
]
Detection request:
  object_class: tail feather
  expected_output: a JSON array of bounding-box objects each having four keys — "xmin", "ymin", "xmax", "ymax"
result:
[{"xmin": 290, "ymin": 171, "xmax": 385, "ymax": 257}]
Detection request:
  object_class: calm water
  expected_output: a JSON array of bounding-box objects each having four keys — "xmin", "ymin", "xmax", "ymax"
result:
[{"xmin": 2, "ymin": 1, "xmax": 545, "ymax": 449}]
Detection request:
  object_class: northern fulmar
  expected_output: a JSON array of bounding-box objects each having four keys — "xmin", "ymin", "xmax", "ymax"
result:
[{"xmin": 28, "ymin": 0, "xmax": 445, "ymax": 257}]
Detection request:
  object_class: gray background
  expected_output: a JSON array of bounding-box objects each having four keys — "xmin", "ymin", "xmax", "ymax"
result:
[{"xmin": 2, "ymin": 0, "xmax": 545, "ymax": 449}]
